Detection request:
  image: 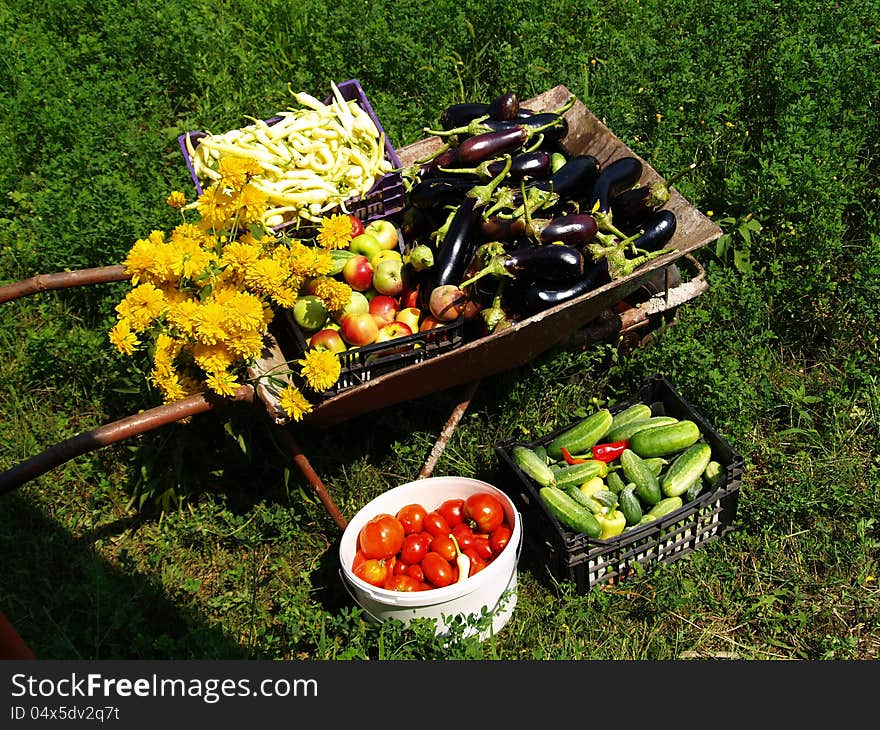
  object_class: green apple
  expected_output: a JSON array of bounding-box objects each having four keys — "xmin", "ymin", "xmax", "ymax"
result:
[
  {"xmin": 350, "ymin": 232, "xmax": 383, "ymax": 262},
  {"xmin": 365, "ymin": 219, "xmax": 400, "ymax": 251},
  {"xmin": 292, "ymin": 294, "xmax": 329, "ymax": 333},
  {"xmin": 331, "ymin": 290, "xmax": 370, "ymax": 324}
]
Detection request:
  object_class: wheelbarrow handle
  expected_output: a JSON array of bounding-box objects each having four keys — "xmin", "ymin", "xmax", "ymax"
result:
[{"xmin": 0, "ymin": 264, "xmax": 128, "ymax": 304}]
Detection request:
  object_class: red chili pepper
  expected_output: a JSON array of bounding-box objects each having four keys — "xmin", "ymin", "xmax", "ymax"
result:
[
  {"xmin": 561, "ymin": 446, "xmax": 588, "ymax": 465},
  {"xmin": 591, "ymin": 440, "xmax": 629, "ymax": 463}
]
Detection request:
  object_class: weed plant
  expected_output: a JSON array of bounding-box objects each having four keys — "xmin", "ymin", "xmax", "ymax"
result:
[{"xmin": 0, "ymin": 0, "xmax": 878, "ymax": 660}]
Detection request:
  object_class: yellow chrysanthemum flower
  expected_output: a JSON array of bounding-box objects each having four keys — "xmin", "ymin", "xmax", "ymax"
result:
[
  {"xmin": 311, "ymin": 276, "xmax": 352, "ymax": 312},
  {"xmin": 166, "ymin": 190, "xmax": 187, "ymax": 209},
  {"xmin": 224, "ymin": 329, "xmax": 265, "ymax": 360},
  {"xmin": 317, "ymin": 213, "xmax": 354, "ymax": 250},
  {"xmin": 205, "ymin": 369, "xmax": 240, "ymax": 397},
  {"xmin": 218, "ymin": 156, "xmax": 263, "ymax": 189},
  {"xmin": 166, "ymin": 297, "xmax": 201, "ymax": 338},
  {"xmin": 193, "ymin": 301, "xmax": 230, "ymax": 345},
  {"xmin": 192, "ymin": 342, "xmax": 237, "ymax": 375},
  {"xmin": 298, "ymin": 348, "xmax": 341, "ymax": 392},
  {"xmin": 117, "ymin": 283, "xmax": 166, "ymax": 331},
  {"xmin": 220, "ymin": 241, "xmax": 263, "ymax": 278},
  {"xmin": 277, "ymin": 385, "xmax": 313, "ymax": 422},
  {"xmin": 236, "ymin": 183, "xmax": 269, "ymax": 223},
  {"xmin": 109, "ymin": 319, "xmax": 140, "ymax": 355},
  {"xmin": 197, "ymin": 184, "xmax": 237, "ymax": 230}
]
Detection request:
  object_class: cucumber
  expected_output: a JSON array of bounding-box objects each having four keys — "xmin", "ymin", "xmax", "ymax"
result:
[
  {"xmin": 643, "ymin": 457, "xmax": 668, "ymax": 477},
  {"xmin": 511, "ymin": 445, "xmax": 556, "ymax": 487},
  {"xmin": 629, "ymin": 419, "xmax": 701, "ymax": 458},
  {"xmin": 603, "ymin": 416, "xmax": 679, "ymax": 444},
  {"xmin": 605, "ymin": 469, "xmax": 627, "ymax": 494},
  {"xmin": 539, "ymin": 486, "xmax": 602, "ymax": 538},
  {"xmin": 328, "ymin": 249, "xmax": 357, "ymax": 275},
  {"xmin": 533, "ymin": 444, "xmax": 549, "ymax": 464},
  {"xmin": 592, "ymin": 489, "xmax": 619, "ymax": 509},
  {"xmin": 703, "ymin": 460, "xmax": 724, "ymax": 488},
  {"xmin": 545, "ymin": 409, "xmax": 613, "ymax": 460},
  {"xmin": 646, "ymin": 495, "xmax": 684, "ymax": 519},
  {"xmin": 685, "ymin": 479, "xmax": 704, "ymax": 503},
  {"xmin": 609, "ymin": 403, "xmax": 653, "ymax": 431},
  {"xmin": 565, "ymin": 485, "xmax": 605, "ymax": 514},
  {"xmin": 553, "ymin": 459, "xmax": 608, "ymax": 490},
  {"xmin": 620, "ymin": 448, "xmax": 662, "ymax": 506},
  {"xmin": 662, "ymin": 442, "xmax": 713, "ymax": 497},
  {"xmin": 618, "ymin": 484, "xmax": 644, "ymax": 526}
]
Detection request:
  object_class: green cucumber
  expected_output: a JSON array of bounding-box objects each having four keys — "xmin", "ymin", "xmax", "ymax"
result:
[
  {"xmin": 609, "ymin": 403, "xmax": 653, "ymax": 431},
  {"xmin": 618, "ymin": 484, "xmax": 644, "ymax": 526},
  {"xmin": 646, "ymin": 495, "xmax": 684, "ymax": 519},
  {"xmin": 603, "ymin": 416, "xmax": 679, "ymax": 444},
  {"xmin": 539, "ymin": 486, "xmax": 602, "ymax": 538},
  {"xmin": 643, "ymin": 457, "xmax": 668, "ymax": 477},
  {"xmin": 605, "ymin": 469, "xmax": 627, "ymax": 494},
  {"xmin": 629, "ymin": 419, "xmax": 701, "ymax": 458},
  {"xmin": 511, "ymin": 445, "xmax": 556, "ymax": 487},
  {"xmin": 533, "ymin": 444, "xmax": 548, "ymax": 464},
  {"xmin": 703, "ymin": 460, "xmax": 724, "ymax": 488},
  {"xmin": 592, "ymin": 489, "xmax": 619, "ymax": 509},
  {"xmin": 328, "ymin": 249, "xmax": 357, "ymax": 276},
  {"xmin": 662, "ymin": 442, "xmax": 713, "ymax": 497},
  {"xmin": 565, "ymin": 485, "xmax": 605, "ymax": 514},
  {"xmin": 553, "ymin": 459, "xmax": 608, "ymax": 490},
  {"xmin": 685, "ymin": 479, "xmax": 704, "ymax": 503},
  {"xmin": 620, "ymin": 448, "xmax": 662, "ymax": 506},
  {"xmin": 545, "ymin": 409, "xmax": 613, "ymax": 460}
]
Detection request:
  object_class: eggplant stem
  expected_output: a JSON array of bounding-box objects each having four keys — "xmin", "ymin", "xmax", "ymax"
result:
[
  {"xmin": 467, "ymin": 155, "xmax": 513, "ymax": 208},
  {"xmin": 423, "ymin": 115, "xmax": 491, "ymax": 138},
  {"xmin": 458, "ymin": 255, "xmax": 513, "ymax": 290}
]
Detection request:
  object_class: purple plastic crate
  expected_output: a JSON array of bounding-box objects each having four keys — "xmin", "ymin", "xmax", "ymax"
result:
[{"xmin": 177, "ymin": 79, "xmax": 404, "ymax": 224}]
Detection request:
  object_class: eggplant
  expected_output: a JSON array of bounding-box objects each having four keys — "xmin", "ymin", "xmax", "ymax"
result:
[
  {"xmin": 522, "ymin": 260, "xmax": 611, "ymax": 314},
  {"xmin": 588, "ymin": 156, "xmax": 644, "ymax": 214},
  {"xmin": 487, "ymin": 91, "xmax": 520, "ymax": 121},
  {"xmin": 458, "ymin": 244, "xmax": 585, "ymax": 291},
  {"xmin": 611, "ymin": 162, "xmax": 696, "ymax": 226},
  {"xmin": 624, "ymin": 209, "xmax": 678, "ymax": 251},
  {"xmin": 441, "ymin": 149, "xmax": 554, "ymax": 182},
  {"xmin": 534, "ymin": 154, "xmax": 601, "ymax": 199},
  {"xmin": 455, "ymin": 127, "xmax": 528, "ymax": 166},
  {"xmin": 408, "ymin": 176, "xmax": 479, "ymax": 209},
  {"xmin": 480, "ymin": 112, "xmax": 569, "ymax": 144},
  {"xmin": 536, "ymin": 213, "xmax": 598, "ymax": 246},
  {"xmin": 440, "ymin": 102, "xmax": 491, "ymax": 130}
]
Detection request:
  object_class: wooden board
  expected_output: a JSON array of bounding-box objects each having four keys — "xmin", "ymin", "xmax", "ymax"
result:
[{"xmin": 250, "ymin": 85, "xmax": 722, "ymax": 428}]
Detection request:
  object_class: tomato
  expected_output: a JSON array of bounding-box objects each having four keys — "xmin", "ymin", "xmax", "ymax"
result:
[
  {"xmin": 421, "ymin": 552, "xmax": 454, "ymax": 588},
  {"xmin": 358, "ymin": 513, "xmax": 405, "ymax": 560},
  {"xmin": 400, "ymin": 532, "xmax": 430, "ymax": 565},
  {"xmin": 349, "ymin": 214, "xmax": 365, "ymax": 238},
  {"xmin": 430, "ymin": 534, "xmax": 458, "ymax": 563},
  {"xmin": 437, "ymin": 498, "xmax": 465, "ymax": 528},
  {"xmin": 422, "ymin": 511, "xmax": 451, "ymax": 538},
  {"xmin": 353, "ymin": 555, "xmax": 389, "ymax": 587},
  {"xmin": 384, "ymin": 575, "xmax": 424, "ymax": 592},
  {"xmin": 396, "ymin": 503, "xmax": 427, "ymax": 535},
  {"xmin": 451, "ymin": 523, "xmax": 475, "ymax": 551},
  {"xmin": 470, "ymin": 533, "xmax": 495, "ymax": 562},
  {"xmin": 489, "ymin": 523, "xmax": 513, "ymax": 555},
  {"xmin": 406, "ymin": 564, "xmax": 424, "ymax": 583},
  {"xmin": 392, "ymin": 557, "xmax": 408, "ymax": 575},
  {"xmin": 463, "ymin": 548, "xmax": 488, "ymax": 576},
  {"xmin": 464, "ymin": 493, "xmax": 505, "ymax": 534}
]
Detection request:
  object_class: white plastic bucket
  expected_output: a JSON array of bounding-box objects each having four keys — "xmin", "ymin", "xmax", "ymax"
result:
[{"xmin": 339, "ymin": 476, "xmax": 522, "ymax": 641}]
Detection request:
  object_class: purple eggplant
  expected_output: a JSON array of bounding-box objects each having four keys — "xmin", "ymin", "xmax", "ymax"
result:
[{"xmin": 522, "ymin": 260, "xmax": 611, "ymax": 314}]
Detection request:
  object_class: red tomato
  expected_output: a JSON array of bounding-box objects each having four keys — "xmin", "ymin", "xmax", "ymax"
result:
[
  {"xmin": 406, "ymin": 564, "xmax": 424, "ymax": 583},
  {"xmin": 470, "ymin": 533, "xmax": 495, "ymax": 562},
  {"xmin": 396, "ymin": 503, "xmax": 427, "ymax": 535},
  {"xmin": 430, "ymin": 534, "xmax": 458, "ymax": 563},
  {"xmin": 384, "ymin": 575, "xmax": 424, "ymax": 592},
  {"xmin": 349, "ymin": 214, "xmax": 365, "ymax": 238},
  {"xmin": 353, "ymin": 555, "xmax": 389, "ymax": 587},
  {"xmin": 463, "ymin": 548, "xmax": 488, "ymax": 576},
  {"xmin": 400, "ymin": 532, "xmax": 430, "ymax": 565},
  {"xmin": 422, "ymin": 511, "xmax": 451, "ymax": 538},
  {"xmin": 358, "ymin": 513, "xmax": 405, "ymax": 560},
  {"xmin": 421, "ymin": 552, "xmax": 454, "ymax": 588},
  {"xmin": 451, "ymin": 523, "xmax": 475, "ymax": 551},
  {"xmin": 464, "ymin": 493, "xmax": 505, "ymax": 534},
  {"xmin": 392, "ymin": 557, "xmax": 408, "ymax": 575},
  {"xmin": 489, "ymin": 523, "xmax": 513, "ymax": 555},
  {"xmin": 437, "ymin": 498, "xmax": 465, "ymax": 528}
]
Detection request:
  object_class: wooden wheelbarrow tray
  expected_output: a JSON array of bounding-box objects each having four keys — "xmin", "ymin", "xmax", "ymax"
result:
[{"xmin": 0, "ymin": 85, "xmax": 720, "ymax": 531}]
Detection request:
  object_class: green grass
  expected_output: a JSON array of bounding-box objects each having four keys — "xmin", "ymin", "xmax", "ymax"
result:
[{"xmin": 1, "ymin": 0, "xmax": 879, "ymax": 660}]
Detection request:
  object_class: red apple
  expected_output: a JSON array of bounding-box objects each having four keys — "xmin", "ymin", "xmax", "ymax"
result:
[
  {"xmin": 395, "ymin": 307, "xmax": 421, "ymax": 334},
  {"xmin": 375, "ymin": 321, "xmax": 413, "ymax": 342},
  {"xmin": 365, "ymin": 219, "xmax": 400, "ymax": 251},
  {"xmin": 399, "ymin": 285, "xmax": 419, "ymax": 309},
  {"xmin": 342, "ymin": 254, "xmax": 374, "ymax": 292},
  {"xmin": 419, "ymin": 314, "xmax": 445, "ymax": 332},
  {"xmin": 340, "ymin": 311, "xmax": 379, "ymax": 346},
  {"xmin": 369, "ymin": 294, "xmax": 399, "ymax": 326},
  {"xmin": 309, "ymin": 328, "xmax": 347, "ymax": 354},
  {"xmin": 372, "ymin": 258, "xmax": 405, "ymax": 297}
]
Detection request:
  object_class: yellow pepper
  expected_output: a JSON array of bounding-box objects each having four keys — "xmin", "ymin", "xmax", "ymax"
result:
[{"xmin": 596, "ymin": 507, "xmax": 627, "ymax": 539}]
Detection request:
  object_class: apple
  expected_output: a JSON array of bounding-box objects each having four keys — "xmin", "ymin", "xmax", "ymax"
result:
[
  {"xmin": 399, "ymin": 286, "xmax": 420, "ymax": 309},
  {"xmin": 309, "ymin": 328, "xmax": 347, "ymax": 354},
  {"xmin": 340, "ymin": 311, "xmax": 379, "ymax": 346},
  {"xmin": 332, "ymin": 290, "xmax": 370, "ymax": 324},
  {"xmin": 372, "ymin": 258, "xmax": 405, "ymax": 297},
  {"xmin": 292, "ymin": 294, "xmax": 329, "ymax": 332},
  {"xmin": 395, "ymin": 306, "xmax": 421, "ymax": 334},
  {"xmin": 342, "ymin": 254, "xmax": 374, "ymax": 292},
  {"xmin": 370, "ymin": 249, "xmax": 403, "ymax": 267},
  {"xmin": 369, "ymin": 294, "xmax": 399, "ymax": 326},
  {"xmin": 429, "ymin": 284, "xmax": 469, "ymax": 322},
  {"xmin": 375, "ymin": 320, "xmax": 413, "ymax": 342},
  {"xmin": 419, "ymin": 314, "xmax": 445, "ymax": 331},
  {"xmin": 349, "ymin": 232, "xmax": 384, "ymax": 262},
  {"xmin": 365, "ymin": 219, "xmax": 400, "ymax": 251}
]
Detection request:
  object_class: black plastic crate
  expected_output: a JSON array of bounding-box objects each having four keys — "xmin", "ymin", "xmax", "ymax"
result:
[
  {"xmin": 281, "ymin": 309, "xmax": 465, "ymax": 397},
  {"xmin": 494, "ymin": 375, "xmax": 744, "ymax": 594}
]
